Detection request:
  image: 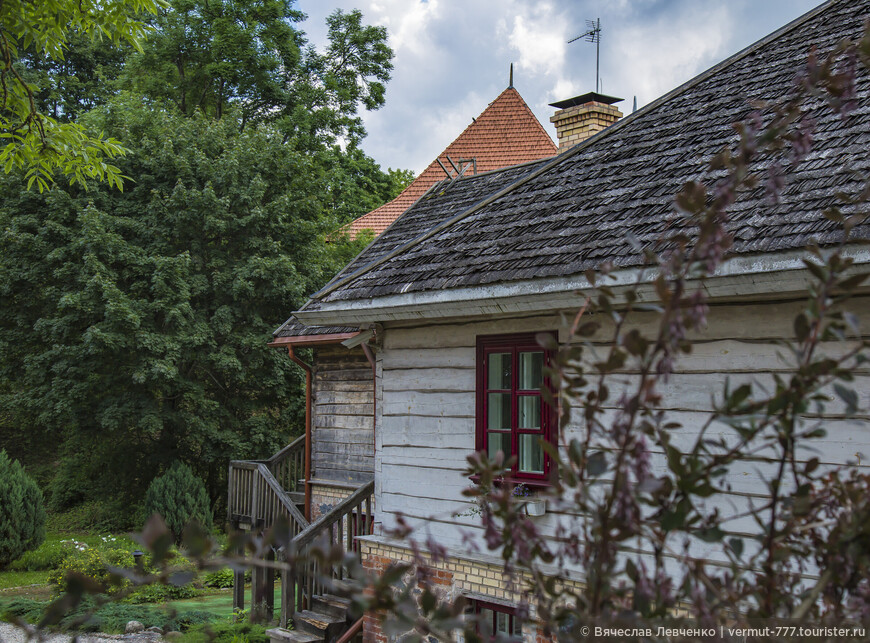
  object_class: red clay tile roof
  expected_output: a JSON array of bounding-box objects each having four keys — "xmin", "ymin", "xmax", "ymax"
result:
[{"xmin": 347, "ymin": 87, "xmax": 557, "ymax": 237}]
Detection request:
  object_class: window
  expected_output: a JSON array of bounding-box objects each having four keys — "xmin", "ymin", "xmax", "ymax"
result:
[
  {"xmin": 475, "ymin": 332, "xmax": 555, "ymax": 484},
  {"xmin": 466, "ymin": 599, "xmax": 522, "ymax": 639}
]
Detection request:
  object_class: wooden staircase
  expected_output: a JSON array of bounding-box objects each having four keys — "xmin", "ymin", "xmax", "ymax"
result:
[
  {"xmin": 268, "ymin": 594, "xmax": 354, "ymax": 643},
  {"xmin": 227, "ymin": 437, "xmax": 373, "ymax": 643}
]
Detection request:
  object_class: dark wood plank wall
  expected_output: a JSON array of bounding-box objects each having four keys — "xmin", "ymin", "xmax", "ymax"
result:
[{"xmin": 312, "ymin": 345, "xmax": 375, "ymax": 484}]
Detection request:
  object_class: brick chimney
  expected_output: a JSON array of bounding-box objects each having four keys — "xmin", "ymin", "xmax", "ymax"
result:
[{"xmin": 549, "ymin": 92, "xmax": 623, "ymax": 150}]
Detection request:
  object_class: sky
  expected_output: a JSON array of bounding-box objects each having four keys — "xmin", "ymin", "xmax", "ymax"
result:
[{"xmin": 298, "ymin": 0, "xmax": 821, "ymax": 175}]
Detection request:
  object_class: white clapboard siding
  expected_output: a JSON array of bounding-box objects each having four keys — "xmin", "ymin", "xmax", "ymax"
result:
[{"xmin": 372, "ymin": 295, "xmax": 870, "ymax": 575}]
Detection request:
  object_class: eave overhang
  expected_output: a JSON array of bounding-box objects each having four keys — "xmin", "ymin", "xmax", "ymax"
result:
[
  {"xmin": 267, "ymin": 332, "xmax": 360, "ymax": 348},
  {"xmin": 293, "ymin": 246, "xmax": 870, "ymax": 327}
]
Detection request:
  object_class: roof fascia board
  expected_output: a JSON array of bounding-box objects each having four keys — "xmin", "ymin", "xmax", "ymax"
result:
[
  {"xmin": 293, "ymin": 246, "xmax": 870, "ymax": 326},
  {"xmin": 267, "ymin": 332, "xmax": 360, "ymax": 347},
  {"xmin": 300, "ymin": 0, "xmax": 838, "ymax": 310}
]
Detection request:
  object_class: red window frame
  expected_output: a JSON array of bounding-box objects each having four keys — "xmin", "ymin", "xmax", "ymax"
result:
[
  {"xmin": 467, "ymin": 599, "xmax": 522, "ymax": 639},
  {"xmin": 475, "ymin": 331, "xmax": 556, "ymax": 487}
]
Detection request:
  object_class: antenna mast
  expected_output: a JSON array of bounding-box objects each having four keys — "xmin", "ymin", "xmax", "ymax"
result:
[{"xmin": 568, "ymin": 18, "xmax": 601, "ymax": 93}]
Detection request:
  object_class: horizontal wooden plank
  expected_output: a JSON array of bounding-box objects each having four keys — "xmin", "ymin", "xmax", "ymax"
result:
[
  {"xmin": 314, "ymin": 390, "xmax": 373, "ymax": 405},
  {"xmin": 314, "ymin": 413, "xmax": 373, "ymax": 430},
  {"xmin": 315, "ymin": 367, "xmax": 373, "ymax": 382},
  {"xmin": 314, "ymin": 452, "xmax": 374, "ymax": 468},
  {"xmin": 316, "ymin": 380, "xmax": 374, "ymax": 392},
  {"xmin": 314, "ymin": 403, "xmax": 374, "ymax": 416},
  {"xmin": 382, "ymin": 390, "xmax": 474, "ymax": 417},
  {"xmin": 382, "ymin": 367, "xmax": 475, "ymax": 392},
  {"xmin": 383, "ymin": 347, "xmax": 474, "ymax": 369},
  {"xmin": 314, "ymin": 427, "xmax": 374, "ymax": 445}
]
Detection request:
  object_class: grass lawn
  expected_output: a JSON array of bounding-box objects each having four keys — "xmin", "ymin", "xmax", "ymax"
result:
[
  {"xmin": 166, "ymin": 587, "xmax": 283, "ymax": 619},
  {"xmin": 0, "ymin": 571, "xmax": 50, "ymax": 591}
]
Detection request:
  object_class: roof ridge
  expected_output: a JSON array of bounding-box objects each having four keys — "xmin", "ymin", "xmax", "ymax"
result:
[{"xmin": 310, "ymin": 0, "xmax": 839, "ymax": 304}]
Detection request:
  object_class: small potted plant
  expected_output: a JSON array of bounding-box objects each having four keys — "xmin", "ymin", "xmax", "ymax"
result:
[{"xmin": 513, "ymin": 483, "xmax": 546, "ymax": 516}]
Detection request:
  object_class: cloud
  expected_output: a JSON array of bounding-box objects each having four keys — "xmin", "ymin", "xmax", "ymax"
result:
[
  {"xmin": 297, "ymin": 0, "xmax": 820, "ymax": 174},
  {"xmin": 506, "ymin": 3, "xmax": 569, "ymax": 78},
  {"xmin": 610, "ymin": 4, "xmax": 734, "ymax": 106}
]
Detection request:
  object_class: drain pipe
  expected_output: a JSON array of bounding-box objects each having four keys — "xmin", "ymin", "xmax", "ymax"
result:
[{"xmin": 287, "ymin": 346, "xmax": 312, "ymax": 521}]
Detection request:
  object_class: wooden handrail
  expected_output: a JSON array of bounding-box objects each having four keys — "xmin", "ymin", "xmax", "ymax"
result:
[
  {"xmin": 293, "ymin": 480, "xmax": 374, "ymax": 551},
  {"xmin": 282, "ymin": 480, "xmax": 375, "ymax": 625},
  {"xmin": 336, "ymin": 616, "xmax": 364, "ymax": 643},
  {"xmin": 266, "ymin": 435, "xmax": 305, "ymax": 465},
  {"xmin": 256, "ymin": 463, "xmax": 309, "ymax": 529}
]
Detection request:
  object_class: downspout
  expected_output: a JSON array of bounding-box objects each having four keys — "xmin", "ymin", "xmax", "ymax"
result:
[{"xmin": 287, "ymin": 346, "xmax": 312, "ymax": 521}]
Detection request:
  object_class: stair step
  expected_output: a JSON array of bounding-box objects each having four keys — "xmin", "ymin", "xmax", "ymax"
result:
[
  {"xmin": 266, "ymin": 627, "xmax": 323, "ymax": 643},
  {"xmin": 287, "ymin": 491, "xmax": 305, "ymax": 505},
  {"xmin": 293, "ymin": 610, "xmax": 346, "ymax": 640},
  {"xmin": 312, "ymin": 593, "xmax": 351, "ymax": 619}
]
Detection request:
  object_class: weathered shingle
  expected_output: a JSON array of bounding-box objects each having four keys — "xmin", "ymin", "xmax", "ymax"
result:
[{"xmin": 312, "ymin": 0, "xmax": 870, "ymax": 308}]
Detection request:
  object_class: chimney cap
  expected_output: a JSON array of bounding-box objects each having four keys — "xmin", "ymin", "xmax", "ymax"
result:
[{"xmin": 549, "ymin": 92, "xmax": 623, "ymax": 109}]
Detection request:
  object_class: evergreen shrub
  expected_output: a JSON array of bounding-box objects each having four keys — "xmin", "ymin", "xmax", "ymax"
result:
[
  {"xmin": 144, "ymin": 462, "xmax": 213, "ymax": 543},
  {"xmin": 0, "ymin": 450, "xmax": 46, "ymax": 568}
]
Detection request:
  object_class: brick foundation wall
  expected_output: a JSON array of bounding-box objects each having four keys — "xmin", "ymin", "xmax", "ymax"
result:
[
  {"xmin": 310, "ymin": 483, "xmax": 356, "ymax": 520},
  {"xmin": 359, "ymin": 539, "xmax": 576, "ymax": 642}
]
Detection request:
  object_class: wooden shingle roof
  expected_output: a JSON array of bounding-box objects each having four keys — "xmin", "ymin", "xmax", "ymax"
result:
[{"xmin": 306, "ymin": 0, "xmax": 870, "ymax": 311}]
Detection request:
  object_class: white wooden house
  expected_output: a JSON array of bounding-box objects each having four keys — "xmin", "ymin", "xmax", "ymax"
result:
[{"xmin": 232, "ymin": 1, "xmax": 870, "ymax": 641}]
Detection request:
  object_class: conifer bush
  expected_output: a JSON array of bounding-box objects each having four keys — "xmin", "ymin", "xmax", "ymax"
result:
[
  {"xmin": 0, "ymin": 450, "xmax": 46, "ymax": 569},
  {"xmin": 143, "ymin": 462, "xmax": 212, "ymax": 543}
]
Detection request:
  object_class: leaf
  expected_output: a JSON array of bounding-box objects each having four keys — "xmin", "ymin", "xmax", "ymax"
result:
[
  {"xmin": 793, "ymin": 313, "xmax": 810, "ymax": 342},
  {"xmin": 696, "ymin": 526, "xmax": 725, "ymax": 543},
  {"xmin": 728, "ymin": 537, "xmax": 744, "ymax": 558},
  {"xmin": 661, "ymin": 508, "xmax": 686, "ymax": 532},
  {"xmin": 586, "ymin": 451, "xmax": 608, "ymax": 477},
  {"xmin": 833, "ymin": 383, "xmax": 859, "ymax": 414}
]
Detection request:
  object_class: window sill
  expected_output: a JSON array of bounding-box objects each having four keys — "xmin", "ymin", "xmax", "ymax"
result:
[{"xmin": 467, "ymin": 473, "xmax": 552, "ymax": 491}]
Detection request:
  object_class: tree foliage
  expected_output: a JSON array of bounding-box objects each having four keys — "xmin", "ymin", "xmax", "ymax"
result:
[
  {"xmin": 0, "ymin": 0, "xmax": 405, "ymax": 522},
  {"xmin": 122, "ymin": 0, "xmax": 392, "ymax": 148},
  {"xmin": 0, "ymin": 450, "xmax": 46, "ymax": 569},
  {"xmin": 144, "ymin": 461, "xmax": 212, "ymax": 542},
  {"xmin": 0, "ymin": 100, "xmax": 369, "ymax": 514},
  {"xmin": 0, "ymin": 0, "xmax": 164, "ymax": 190}
]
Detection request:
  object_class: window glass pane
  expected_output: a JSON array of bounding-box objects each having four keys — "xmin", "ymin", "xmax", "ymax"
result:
[
  {"xmin": 487, "ymin": 431, "xmax": 511, "ymax": 459},
  {"xmin": 495, "ymin": 611, "xmax": 510, "ymax": 633},
  {"xmin": 518, "ymin": 351, "xmax": 543, "ymax": 390},
  {"xmin": 487, "ymin": 352, "xmax": 511, "ymax": 389},
  {"xmin": 487, "ymin": 393, "xmax": 511, "ymax": 430},
  {"xmin": 518, "ymin": 434, "xmax": 544, "ymax": 474},
  {"xmin": 518, "ymin": 395, "xmax": 540, "ymax": 429}
]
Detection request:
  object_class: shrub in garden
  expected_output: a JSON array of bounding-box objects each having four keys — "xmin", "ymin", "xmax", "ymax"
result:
[
  {"xmin": 144, "ymin": 462, "xmax": 213, "ymax": 543},
  {"xmin": 48, "ymin": 547, "xmax": 134, "ymax": 592},
  {"xmin": 203, "ymin": 567, "xmax": 235, "ymax": 589},
  {"xmin": 0, "ymin": 450, "xmax": 46, "ymax": 568}
]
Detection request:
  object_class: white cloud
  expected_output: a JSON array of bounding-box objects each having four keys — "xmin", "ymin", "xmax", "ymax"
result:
[
  {"xmin": 507, "ymin": 3, "xmax": 568, "ymax": 77},
  {"xmin": 611, "ymin": 5, "xmax": 734, "ymax": 106},
  {"xmin": 297, "ymin": 0, "xmax": 821, "ymax": 173}
]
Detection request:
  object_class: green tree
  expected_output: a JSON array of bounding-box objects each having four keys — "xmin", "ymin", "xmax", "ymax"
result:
[
  {"xmin": 0, "ymin": 100, "xmax": 367, "ymax": 516},
  {"xmin": 17, "ymin": 32, "xmax": 130, "ymax": 122},
  {"xmin": 0, "ymin": 0, "xmax": 164, "ymax": 190},
  {"xmin": 122, "ymin": 0, "xmax": 392, "ymax": 148},
  {"xmin": 0, "ymin": 450, "xmax": 46, "ymax": 568},
  {"xmin": 144, "ymin": 461, "xmax": 212, "ymax": 542}
]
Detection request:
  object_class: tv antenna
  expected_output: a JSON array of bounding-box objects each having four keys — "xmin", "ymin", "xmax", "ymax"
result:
[{"xmin": 568, "ymin": 18, "xmax": 601, "ymax": 93}]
